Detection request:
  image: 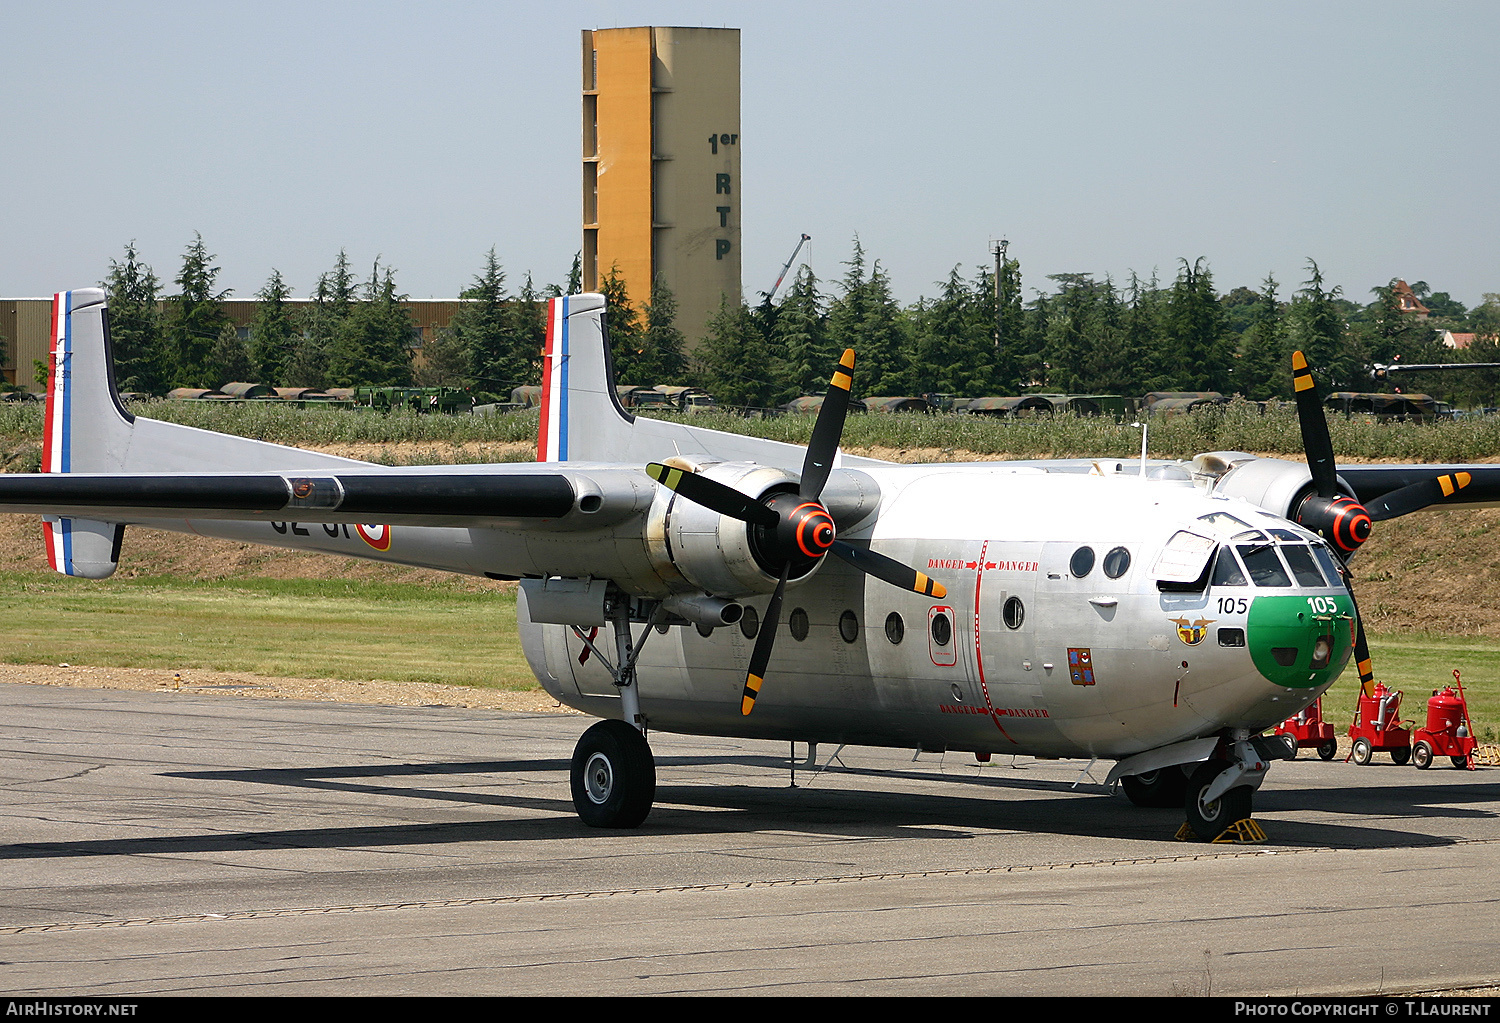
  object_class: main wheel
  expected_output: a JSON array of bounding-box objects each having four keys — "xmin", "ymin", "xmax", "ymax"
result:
[
  {"xmin": 1121, "ymin": 767, "xmax": 1188, "ymax": 808},
  {"xmin": 1184, "ymin": 760, "xmax": 1253, "ymax": 842},
  {"xmin": 571, "ymin": 720, "xmax": 656, "ymax": 828},
  {"xmin": 1391, "ymin": 746, "xmax": 1411, "ymax": 766},
  {"xmin": 1412, "ymin": 740, "xmax": 1433, "ymax": 770},
  {"xmin": 1317, "ymin": 740, "xmax": 1338, "ymax": 761},
  {"xmin": 1352, "ymin": 738, "xmax": 1372, "ymax": 765}
]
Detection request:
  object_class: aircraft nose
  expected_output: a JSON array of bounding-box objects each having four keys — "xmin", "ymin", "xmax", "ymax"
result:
[{"xmin": 1246, "ymin": 594, "xmax": 1355, "ymax": 689}]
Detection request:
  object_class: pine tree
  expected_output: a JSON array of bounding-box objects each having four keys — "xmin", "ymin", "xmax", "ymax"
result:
[
  {"xmin": 694, "ymin": 297, "xmax": 775, "ymax": 408},
  {"xmin": 598, "ymin": 264, "xmax": 646, "ymax": 383},
  {"xmin": 1235, "ymin": 275, "xmax": 1290, "ymax": 400},
  {"xmin": 641, "ymin": 274, "xmax": 688, "ymax": 384},
  {"xmin": 327, "ymin": 261, "xmax": 414, "ymax": 387},
  {"xmin": 162, "ymin": 233, "xmax": 232, "ymax": 387},
  {"xmin": 1292, "ymin": 260, "xmax": 1356, "ymax": 390},
  {"xmin": 1161, "ymin": 258, "xmax": 1232, "ymax": 391},
  {"xmin": 772, "ymin": 265, "xmax": 832, "ymax": 400},
  {"xmin": 205, "ymin": 323, "xmax": 257, "ymax": 386},
  {"xmin": 101, "ymin": 241, "xmax": 167, "ymax": 393},
  {"xmin": 249, "ymin": 269, "xmax": 296, "ymax": 386}
]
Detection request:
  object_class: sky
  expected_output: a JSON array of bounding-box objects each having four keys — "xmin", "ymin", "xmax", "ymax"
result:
[{"xmin": 4, "ymin": 1, "xmax": 1497, "ymax": 312}]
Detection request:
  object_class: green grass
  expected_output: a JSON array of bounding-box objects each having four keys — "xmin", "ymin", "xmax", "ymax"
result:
[
  {"xmin": 1326, "ymin": 631, "xmax": 1500, "ymax": 743},
  {"xmin": 0, "ymin": 572, "xmax": 535, "ymax": 689}
]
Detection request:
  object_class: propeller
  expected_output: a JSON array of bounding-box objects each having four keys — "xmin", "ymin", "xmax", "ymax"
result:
[
  {"xmin": 646, "ymin": 348, "xmax": 946, "ymax": 716},
  {"xmin": 1290, "ymin": 350, "xmax": 1471, "ymax": 696}
]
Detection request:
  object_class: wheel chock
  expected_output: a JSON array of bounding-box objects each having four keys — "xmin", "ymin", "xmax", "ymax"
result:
[{"xmin": 1174, "ymin": 818, "xmax": 1268, "ymax": 844}]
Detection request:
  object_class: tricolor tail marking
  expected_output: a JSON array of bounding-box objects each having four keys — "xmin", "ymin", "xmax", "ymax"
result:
[
  {"xmin": 537, "ymin": 296, "xmax": 569, "ymax": 461},
  {"xmin": 42, "ymin": 292, "xmax": 72, "ymax": 574}
]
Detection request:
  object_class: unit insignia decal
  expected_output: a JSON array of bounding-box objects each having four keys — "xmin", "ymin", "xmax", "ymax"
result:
[
  {"xmin": 1067, "ymin": 647, "xmax": 1096, "ymax": 686},
  {"xmin": 1169, "ymin": 617, "xmax": 1214, "ymax": 646}
]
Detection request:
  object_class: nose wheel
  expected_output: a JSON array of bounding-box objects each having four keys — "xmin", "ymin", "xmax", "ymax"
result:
[
  {"xmin": 570, "ymin": 720, "xmax": 656, "ymax": 828},
  {"xmin": 1183, "ymin": 760, "xmax": 1255, "ymax": 842}
]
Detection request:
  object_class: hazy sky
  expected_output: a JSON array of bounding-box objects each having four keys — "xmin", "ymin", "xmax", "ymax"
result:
[{"xmin": 4, "ymin": 1, "xmax": 1496, "ymax": 311}]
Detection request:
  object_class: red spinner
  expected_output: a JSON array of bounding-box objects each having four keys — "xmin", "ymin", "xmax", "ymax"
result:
[
  {"xmin": 1411, "ymin": 670, "xmax": 1478, "ymax": 770},
  {"xmin": 1348, "ymin": 681, "xmax": 1412, "ymax": 765},
  {"xmin": 1275, "ymin": 697, "xmax": 1339, "ymax": 761}
]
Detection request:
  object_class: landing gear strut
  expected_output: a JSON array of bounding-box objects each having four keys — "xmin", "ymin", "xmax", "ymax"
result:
[{"xmin": 568, "ymin": 596, "xmax": 661, "ymax": 828}]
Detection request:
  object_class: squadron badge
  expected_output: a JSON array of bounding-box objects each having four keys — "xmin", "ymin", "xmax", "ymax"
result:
[{"xmin": 1169, "ymin": 617, "xmax": 1215, "ymax": 646}]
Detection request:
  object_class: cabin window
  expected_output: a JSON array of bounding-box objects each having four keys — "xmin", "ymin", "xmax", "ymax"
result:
[
  {"xmin": 739, "ymin": 605, "xmax": 760, "ymax": 639},
  {"xmin": 930, "ymin": 611, "xmax": 952, "ymax": 646},
  {"xmin": 1218, "ymin": 627, "xmax": 1246, "ymax": 647},
  {"xmin": 1070, "ymin": 546, "xmax": 1095, "ymax": 577},
  {"xmin": 1003, "ymin": 596, "xmax": 1025, "ymax": 629},
  {"xmin": 1103, "ymin": 546, "xmax": 1131, "ymax": 579},
  {"xmin": 789, "ymin": 608, "xmax": 810, "ymax": 641},
  {"xmin": 885, "ymin": 612, "xmax": 904, "ymax": 645},
  {"xmin": 839, "ymin": 610, "xmax": 860, "ymax": 644}
]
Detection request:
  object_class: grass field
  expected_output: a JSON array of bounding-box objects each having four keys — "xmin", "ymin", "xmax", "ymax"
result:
[{"xmin": 0, "ymin": 572, "xmax": 536, "ymax": 690}]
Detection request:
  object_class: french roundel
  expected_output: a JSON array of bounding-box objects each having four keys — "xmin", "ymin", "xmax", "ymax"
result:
[{"xmin": 356, "ymin": 524, "xmax": 391, "ymax": 551}]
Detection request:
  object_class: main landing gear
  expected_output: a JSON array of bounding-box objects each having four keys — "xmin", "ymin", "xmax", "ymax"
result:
[
  {"xmin": 567, "ymin": 597, "xmax": 661, "ymax": 829},
  {"xmin": 571, "ymin": 720, "xmax": 655, "ymax": 828}
]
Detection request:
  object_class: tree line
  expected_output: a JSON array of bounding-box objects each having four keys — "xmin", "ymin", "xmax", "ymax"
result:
[{"xmin": 99, "ymin": 235, "xmax": 1500, "ymax": 408}]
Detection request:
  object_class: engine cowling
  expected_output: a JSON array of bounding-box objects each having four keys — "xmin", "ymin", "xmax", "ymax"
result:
[
  {"xmin": 1209, "ymin": 455, "xmax": 1372, "ymax": 555},
  {"xmin": 646, "ymin": 461, "xmax": 821, "ymax": 598}
]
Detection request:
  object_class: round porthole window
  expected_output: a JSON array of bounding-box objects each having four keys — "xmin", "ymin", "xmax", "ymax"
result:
[
  {"xmin": 930, "ymin": 611, "xmax": 952, "ymax": 646},
  {"xmin": 789, "ymin": 608, "xmax": 810, "ymax": 641},
  {"xmin": 1070, "ymin": 546, "xmax": 1095, "ymax": 577},
  {"xmin": 1103, "ymin": 546, "xmax": 1132, "ymax": 579},
  {"xmin": 739, "ymin": 605, "xmax": 760, "ymax": 640},
  {"xmin": 884, "ymin": 612, "xmax": 905, "ymax": 645},
  {"xmin": 1003, "ymin": 596, "xmax": 1025, "ymax": 630},
  {"xmin": 839, "ymin": 610, "xmax": 859, "ymax": 644}
]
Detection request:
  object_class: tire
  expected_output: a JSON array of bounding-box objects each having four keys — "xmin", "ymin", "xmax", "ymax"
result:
[
  {"xmin": 1391, "ymin": 746, "xmax": 1411, "ymax": 766},
  {"xmin": 1279, "ymin": 733, "xmax": 1299, "ymax": 760},
  {"xmin": 571, "ymin": 720, "xmax": 656, "ymax": 829},
  {"xmin": 1317, "ymin": 740, "xmax": 1338, "ymax": 762},
  {"xmin": 1452, "ymin": 756, "xmax": 1471, "ymax": 770},
  {"xmin": 1412, "ymin": 741, "xmax": 1433, "ymax": 770},
  {"xmin": 1121, "ymin": 767, "xmax": 1188, "ymax": 808},
  {"xmin": 1352, "ymin": 738, "xmax": 1372, "ymax": 766},
  {"xmin": 1184, "ymin": 760, "xmax": 1254, "ymax": 842}
]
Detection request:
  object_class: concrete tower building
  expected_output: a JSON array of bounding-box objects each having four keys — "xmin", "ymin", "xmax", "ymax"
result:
[{"xmin": 582, "ymin": 26, "xmax": 741, "ymax": 348}]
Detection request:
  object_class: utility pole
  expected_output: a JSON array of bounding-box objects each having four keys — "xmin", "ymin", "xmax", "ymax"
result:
[{"xmin": 990, "ymin": 238, "xmax": 1009, "ymax": 348}]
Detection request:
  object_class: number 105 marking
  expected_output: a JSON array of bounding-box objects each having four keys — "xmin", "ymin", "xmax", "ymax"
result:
[
  {"xmin": 1306, "ymin": 596, "xmax": 1341, "ymax": 614},
  {"xmin": 1216, "ymin": 597, "xmax": 1248, "ymax": 615}
]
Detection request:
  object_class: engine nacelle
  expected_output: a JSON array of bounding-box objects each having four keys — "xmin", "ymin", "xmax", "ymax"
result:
[
  {"xmin": 646, "ymin": 461, "xmax": 816, "ymax": 598},
  {"xmin": 1210, "ymin": 456, "xmax": 1316, "ymax": 519}
]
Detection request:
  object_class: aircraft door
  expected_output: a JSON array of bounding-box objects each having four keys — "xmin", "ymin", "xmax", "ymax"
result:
[{"xmin": 973, "ymin": 540, "xmax": 1044, "ymax": 717}]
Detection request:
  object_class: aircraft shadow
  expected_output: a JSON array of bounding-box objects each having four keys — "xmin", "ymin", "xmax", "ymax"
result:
[{"xmin": 2, "ymin": 758, "xmax": 1486, "ymax": 860}]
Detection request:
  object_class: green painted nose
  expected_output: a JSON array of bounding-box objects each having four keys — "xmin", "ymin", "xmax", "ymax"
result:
[{"xmin": 1247, "ymin": 594, "xmax": 1355, "ymax": 689}]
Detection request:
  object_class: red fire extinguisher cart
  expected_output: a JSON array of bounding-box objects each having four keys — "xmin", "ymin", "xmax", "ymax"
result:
[
  {"xmin": 1348, "ymin": 681, "xmax": 1412, "ymax": 765},
  {"xmin": 1411, "ymin": 670, "xmax": 1478, "ymax": 770},
  {"xmin": 1275, "ymin": 697, "xmax": 1339, "ymax": 760}
]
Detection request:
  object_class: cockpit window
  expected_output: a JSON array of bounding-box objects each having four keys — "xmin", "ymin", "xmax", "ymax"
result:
[
  {"xmin": 1281, "ymin": 545, "xmax": 1328, "ymax": 587},
  {"xmin": 1211, "ymin": 547, "xmax": 1248, "ymax": 586},
  {"xmin": 1269, "ymin": 528, "xmax": 1304, "ymax": 542},
  {"xmin": 1238, "ymin": 544, "xmax": 1291, "ymax": 587},
  {"xmin": 1312, "ymin": 545, "xmax": 1346, "ymax": 587}
]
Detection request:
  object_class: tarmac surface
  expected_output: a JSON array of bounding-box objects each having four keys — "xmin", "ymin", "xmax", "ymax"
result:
[{"xmin": 2, "ymin": 682, "xmax": 1497, "ymax": 998}]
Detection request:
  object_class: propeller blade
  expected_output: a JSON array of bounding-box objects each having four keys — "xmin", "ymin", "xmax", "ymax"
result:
[
  {"xmin": 800, "ymin": 349, "xmax": 856, "ymax": 500},
  {"xmin": 830, "ymin": 540, "xmax": 947, "ymax": 598},
  {"xmin": 646, "ymin": 462, "xmax": 779, "ymax": 529},
  {"xmin": 1365, "ymin": 471, "xmax": 1472, "ymax": 521},
  {"xmin": 742, "ymin": 563, "xmax": 789, "ymax": 716},
  {"xmin": 1335, "ymin": 561, "xmax": 1377, "ymax": 699},
  {"xmin": 1292, "ymin": 350, "xmax": 1338, "ymax": 499}
]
